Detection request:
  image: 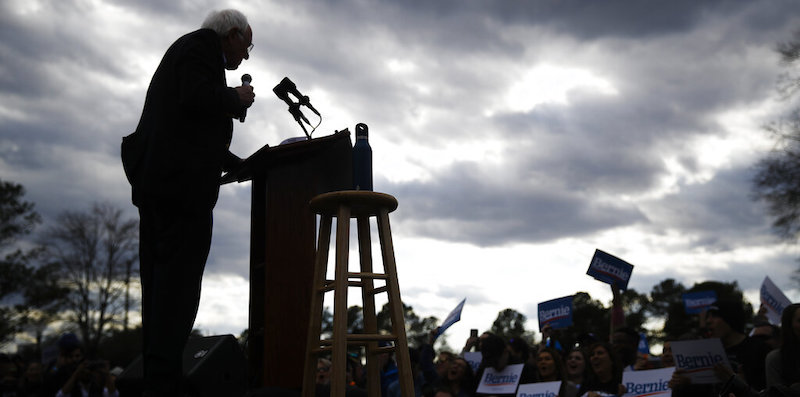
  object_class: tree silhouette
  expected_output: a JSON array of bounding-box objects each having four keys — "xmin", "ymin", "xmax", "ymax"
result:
[
  {"xmin": 490, "ymin": 308, "xmax": 528, "ymax": 341},
  {"xmin": 376, "ymin": 302, "xmax": 439, "ymax": 348},
  {"xmin": 0, "ymin": 179, "xmax": 46, "ymax": 347},
  {"xmin": 44, "ymin": 202, "xmax": 138, "ymax": 356},
  {"xmin": 752, "ymin": 29, "xmax": 800, "ymax": 282}
]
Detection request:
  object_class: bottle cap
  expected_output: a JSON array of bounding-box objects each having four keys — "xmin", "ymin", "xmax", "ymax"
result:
[{"xmin": 356, "ymin": 123, "xmax": 368, "ymax": 138}]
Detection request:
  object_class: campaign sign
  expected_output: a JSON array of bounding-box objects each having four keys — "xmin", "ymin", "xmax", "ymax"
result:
[
  {"xmin": 477, "ymin": 363, "xmax": 524, "ymax": 395},
  {"xmin": 682, "ymin": 290, "xmax": 717, "ymax": 314},
  {"xmin": 538, "ymin": 296, "xmax": 573, "ymax": 330},
  {"xmin": 761, "ymin": 276, "xmax": 792, "ymax": 325},
  {"xmin": 437, "ymin": 298, "xmax": 466, "ymax": 337},
  {"xmin": 586, "ymin": 249, "xmax": 634, "ymax": 291},
  {"xmin": 517, "ymin": 381, "xmax": 561, "ymax": 397},
  {"xmin": 463, "ymin": 352, "xmax": 482, "ymax": 374},
  {"xmin": 638, "ymin": 332, "xmax": 650, "ymax": 355},
  {"xmin": 622, "ymin": 367, "xmax": 674, "ymax": 397},
  {"xmin": 670, "ymin": 338, "xmax": 731, "ymax": 385}
]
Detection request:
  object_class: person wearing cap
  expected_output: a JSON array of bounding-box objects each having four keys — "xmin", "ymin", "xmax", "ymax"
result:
[
  {"xmin": 42, "ymin": 333, "xmax": 84, "ymax": 396},
  {"xmin": 671, "ymin": 300, "xmax": 770, "ymax": 396},
  {"xmin": 705, "ymin": 300, "xmax": 771, "ymax": 392}
]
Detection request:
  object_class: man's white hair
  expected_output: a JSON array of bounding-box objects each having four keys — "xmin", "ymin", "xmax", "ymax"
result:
[{"xmin": 201, "ymin": 9, "xmax": 249, "ymax": 36}]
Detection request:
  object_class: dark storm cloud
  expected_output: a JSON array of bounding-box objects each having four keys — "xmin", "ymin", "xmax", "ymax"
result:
[
  {"xmin": 304, "ymin": 0, "xmax": 800, "ymax": 66},
  {"xmin": 2, "ymin": 0, "xmax": 799, "ymax": 304},
  {"xmin": 0, "ymin": 2, "xmax": 136, "ymax": 97},
  {"xmin": 641, "ymin": 166, "xmax": 774, "ymax": 250},
  {"xmin": 389, "ymin": 160, "xmax": 648, "ymax": 246}
]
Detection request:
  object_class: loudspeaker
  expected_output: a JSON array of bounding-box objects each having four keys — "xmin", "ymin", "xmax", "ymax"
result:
[{"xmin": 117, "ymin": 334, "xmax": 247, "ymax": 397}]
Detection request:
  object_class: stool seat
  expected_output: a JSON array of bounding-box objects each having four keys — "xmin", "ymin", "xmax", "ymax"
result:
[
  {"xmin": 302, "ymin": 190, "xmax": 413, "ymax": 397},
  {"xmin": 309, "ymin": 190, "xmax": 398, "ymax": 217}
]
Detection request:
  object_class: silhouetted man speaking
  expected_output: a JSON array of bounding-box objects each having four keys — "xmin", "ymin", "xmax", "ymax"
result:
[{"xmin": 122, "ymin": 9, "xmax": 254, "ymax": 396}]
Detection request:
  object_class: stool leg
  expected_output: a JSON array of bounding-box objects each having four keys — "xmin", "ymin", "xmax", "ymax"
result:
[
  {"xmin": 331, "ymin": 205, "xmax": 352, "ymax": 397},
  {"xmin": 376, "ymin": 209, "xmax": 414, "ymax": 397},
  {"xmin": 303, "ymin": 214, "xmax": 333, "ymax": 397},
  {"xmin": 357, "ymin": 216, "xmax": 380, "ymax": 397}
]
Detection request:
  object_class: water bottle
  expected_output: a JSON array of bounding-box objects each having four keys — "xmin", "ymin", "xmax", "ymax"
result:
[{"xmin": 352, "ymin": 123, "xmax": 372, "ymax": 191}]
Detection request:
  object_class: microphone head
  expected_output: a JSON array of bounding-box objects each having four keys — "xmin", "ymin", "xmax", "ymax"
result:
[
  {"xmin": 241, "ymin": 74, "xmax": 252, "ymax": 84},
  {"xmin": 273, "ymin": 77, "xmax": 296, "ymax": 101}
]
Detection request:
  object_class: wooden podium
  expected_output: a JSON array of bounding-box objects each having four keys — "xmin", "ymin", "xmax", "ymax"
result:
[{"xmin": 222, "ymin": 130, "xmax": 353, "ymax": 389}]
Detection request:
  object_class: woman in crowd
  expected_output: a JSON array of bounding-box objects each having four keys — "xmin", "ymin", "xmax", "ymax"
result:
[
  {"xmin": 434, "ymin": 357, "xmax": 475, "ymax": 397},
  {"xmin": 578, "ymin": 342, "xmax": 624, "ymax": 397},
  {"xmin": 766, "ymin": 303, "xmax": 800, "ymax": 394},
  {"xmin": 535, "ymin": 347, "xmax": 577, "ymax": 397},
  {"xmin": 564, "ymin": 347, "xmax": 590, "ymax": 390}
]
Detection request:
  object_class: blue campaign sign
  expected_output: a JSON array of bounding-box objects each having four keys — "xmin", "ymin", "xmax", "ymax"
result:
[
  {"xmin": 586, "ymin": 249, "xmax": 634, "ymax": 291},
  {"xmin": 437, "ymin": 298, "xmax": 466, "ymax": 337},
  {"xmin": 638, "ymin": 332, "xmax": 649, "ymax": 355},
  {"xmin": 538, "ymin": 295, "xmax": 573, "ymax": 330},
  {"xmin": 682, "ymin": 290, "xmax": 717, "ymax": 314}
]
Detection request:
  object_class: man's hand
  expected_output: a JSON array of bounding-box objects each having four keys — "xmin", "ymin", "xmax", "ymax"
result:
[{"xmin": 236, "ymin": 85, "xmax": 255, "ymax": 107}]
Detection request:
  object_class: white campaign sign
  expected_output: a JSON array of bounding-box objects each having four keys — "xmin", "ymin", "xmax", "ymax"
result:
[
  {"xmin": 622, "ymin": 367, "xmax": 674, "ymax": 396},
  {"xmin": 477, "ymin": 363, "xmax": 525, "ymax": 395},
  {"xmin": 463, "ymin": 352, "xmax": 482, "ymax": 374},
  {"xmin": 670, "ymin": 339, "xmax": 731, "ymax": 385},
  {"xmin": 517, "ymin": 381, "xmax": 560, "ymax": 397},
  {"xmin": 761, "ymin": 276, "xmax": 792, "ymax": 325}
]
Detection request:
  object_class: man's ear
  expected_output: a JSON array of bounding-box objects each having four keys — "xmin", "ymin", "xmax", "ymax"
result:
[{"xmin": 224, "ymin": 28, "xmax": 239, "ymax": 42}]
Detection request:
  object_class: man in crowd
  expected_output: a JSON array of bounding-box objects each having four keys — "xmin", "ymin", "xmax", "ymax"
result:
[{"xmin": 706, "ymin": 301, "xmax": 771, "ymax": 391}]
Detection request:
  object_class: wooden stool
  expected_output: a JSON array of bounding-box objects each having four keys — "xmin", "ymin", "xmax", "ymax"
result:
[{"xmin": 302, "ymin": 191, "xmax": 414, "ymax": 397}]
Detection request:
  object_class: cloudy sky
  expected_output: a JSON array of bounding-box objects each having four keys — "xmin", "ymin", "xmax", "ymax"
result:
[{"xmin": 3, "ymin": 0, "xmax": 800, "ymax": 347}]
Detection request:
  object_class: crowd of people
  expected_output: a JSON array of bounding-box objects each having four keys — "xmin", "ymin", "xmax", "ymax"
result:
[
  {"xmin": 313, "ymin": 298, "xmax": 800, "ymax": 397},
  {"xmin": 1, "ymin": 298, "xmax": 798, "ymax": 396},
  {"xmin": 1, "ymin": 333, "xmax": 122, "ymax": 396}
]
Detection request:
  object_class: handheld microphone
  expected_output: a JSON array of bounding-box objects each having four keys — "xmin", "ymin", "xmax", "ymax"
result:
[{"xmin": 239, "ymin": 74, "xmax": 252, "ymax": 123}]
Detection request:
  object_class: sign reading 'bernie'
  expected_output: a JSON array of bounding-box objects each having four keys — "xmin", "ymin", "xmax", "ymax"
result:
[
  {"xmin": 621, "ymin": 367, "xmax": 674, "ymax": 397},
  {"xmin": 477, "ymin": 364, "xmax": 524, "ymax": 395},
  {"xmin": 586, "ymin": 249, "xmax": 634, "ymax": 290},
  {"xmin": 537, "ymin": 295, "xmax": 573, "ymax": 330},
  {"xmin": 682, "ymin": 290, "xmax": 717, "ymax": 314},
  {"xmin": 670, "ymin": 338, "xmax": 731, "ymax": 385}
]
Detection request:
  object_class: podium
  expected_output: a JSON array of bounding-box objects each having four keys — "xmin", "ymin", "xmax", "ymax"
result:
[{"xmin": 222, "ymin": 130, "xmax": 353, "ymax": 389}]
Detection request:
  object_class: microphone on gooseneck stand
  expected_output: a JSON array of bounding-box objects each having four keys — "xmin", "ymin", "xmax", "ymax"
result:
[
  {"xmin": 273, "ymin": 77, "xmax": 320, "ymax": 139},
  {"xmin": 239, "ymin": 74, "xmax": 252, "ymax": 123},
  {"xmin": 277, "ymin": 77, "xmax": 320, "ymax": 116}
]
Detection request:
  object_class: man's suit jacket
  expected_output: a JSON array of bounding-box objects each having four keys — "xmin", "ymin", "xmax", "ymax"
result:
[{"xmin": 124, "ymin": 28, "xmax": 243, "ymax": 211}]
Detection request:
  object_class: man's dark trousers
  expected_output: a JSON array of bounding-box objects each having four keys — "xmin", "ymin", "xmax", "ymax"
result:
[{"xmin": 138, "ymin": 197, "xmax": 213, "ymax": 396}]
